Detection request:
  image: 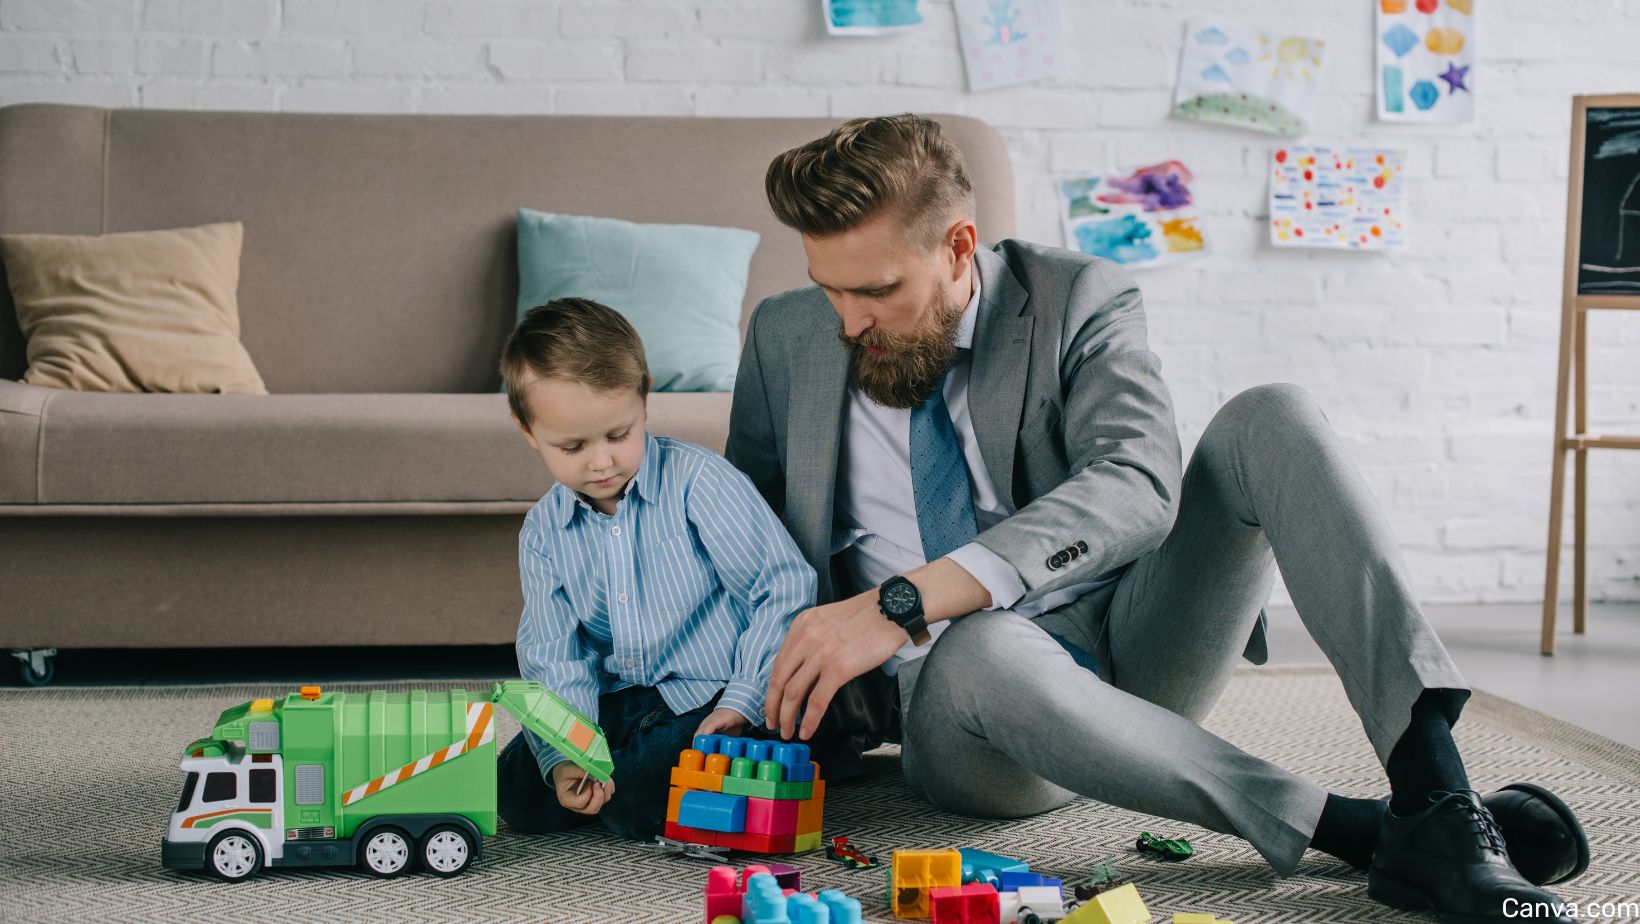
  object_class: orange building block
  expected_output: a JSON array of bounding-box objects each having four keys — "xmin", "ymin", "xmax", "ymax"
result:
[
  {"xmin": 671, "ymin": 748, "xmax": 727, "ymax": 792},
  {"xmin": 795, "ymin": 779, "xmax": 825, "ymax": 835}
]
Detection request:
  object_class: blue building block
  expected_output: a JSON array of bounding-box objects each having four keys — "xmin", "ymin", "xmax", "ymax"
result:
[
  {"xmin": 694, "ymin": 733, "xmax": 726, "ymax": 754},
  {"xmin": 743, "ymin": 872, "xmax": 791, "ymax": 924},
  {"xmin": 818, "ymin": 889, "xmax": 862, "ymax": 924},
  {"xmin": 787, "ymin": 892, "xmax": 829, "ymax": 924},
  {"xmin": 997, "ymin": 871, "xmax": 1061, "ymax": 894},
  {"xmin": 678, "ymin": 790, "xmax": 747, "ymax": 833},
  {"xmin": 959, "ymin": 847, "xmax": 1030, "ymax": 887}
]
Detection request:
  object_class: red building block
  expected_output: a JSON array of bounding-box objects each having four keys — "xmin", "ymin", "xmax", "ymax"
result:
[
  {"xmin": 718, "ymin": 830, "xmax": 796, "ymax": 854},
  {"xmin": 666, "ymin": 819, "xmax": 722, "ymax": 848},
  {"xmin": 745, "ymin": 796, "xmax": 800, "ymax": 836},
  {"xmin": 705, "ymin": 865, "xmax": 740, "ymax": 923},
  {"xmin": 930, "ymin": 882, "xmax": 1000, "ymax": 924}
]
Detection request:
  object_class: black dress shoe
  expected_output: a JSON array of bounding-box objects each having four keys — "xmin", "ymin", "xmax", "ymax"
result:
[
  {"xmin": 1483, "ymin": 783, "xmax": 1589, "ymax": 887},
  {"xmin": 1369, "ymin": 790, "xmax": 1576, "ymax": 923}
]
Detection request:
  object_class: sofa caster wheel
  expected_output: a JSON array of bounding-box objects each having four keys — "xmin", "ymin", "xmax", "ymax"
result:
[{"xmin": 12, "ymin": 648, "xmax": 57, "ymax": 687}]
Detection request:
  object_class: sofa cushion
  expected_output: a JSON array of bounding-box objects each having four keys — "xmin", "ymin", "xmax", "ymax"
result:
[
  {"xmin": 23, "ymin": 390, "xmax": 732, "ymax": 508},
  {"xmin": 0, "ymin": 222, "xmax": 267, "ymax": 395},
  {"xmin": 516, "ymin": 209, "xmax": 758, "ymax": 392}
]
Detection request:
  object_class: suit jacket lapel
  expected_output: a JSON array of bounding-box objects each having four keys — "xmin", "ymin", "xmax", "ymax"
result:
[
  {"xmin": 787, "ymin": 318, "xmax": 850, "ymax": 585},
  {"xmin": 969, "ymin": 246, "xmax": 1033, "ymax": 513}
]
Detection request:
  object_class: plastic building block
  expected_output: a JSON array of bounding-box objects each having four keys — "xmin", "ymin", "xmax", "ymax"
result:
[
  {"xmin": 958, "ymin": 848, "xmax": 1029, "ymax": 887},
  {"xmin": 746, "ymin": 796, "xmax": 800, "ymax": 836},
  {"xmin": 818, "ymin": 889, "xmax": 863, "ymax": 924},
  {"xmin": 998, "ymin": 872, "xmax": 1061, "ymax": 894},
  {"xmin": 711, "ymin": 917, "xmax": 739, "ymax": 924},
  {"xmin": 765, "ymin": 861, "xmax": 802, "ymax": 891},
  {"xmin": 720, "ymin": 830, "xmax": 797, "ymax": 854},
  {"xmin": 793, "ymin": 831, "xmax": 822, "ymax": 853},
  {"xmin": 743, "ymin": 872, "xmax": 791, "ymax": 924},
  {"xmin": 668, "ymin": 819, "xmax": 725, "ymax": 847},
  {"xmin": 890, "ymin": 848, "xmax": 963, "ymax": 919},
  {"xmin": 706, "ymin": 865, "xmax": 742, "ymax": 922},
  {"xmin": 929, "ymin": 882, "xmax": 999, "ymax": 923},
  {"xmin": 788, "ymin": 893, "xmax": 829, "ymax": 924},
  {"xmin": 796, "ymin": 781, "xmax": 826, "ymax": 835},
  {"xmin": 673, "ymin": 749, "xmax": 729, "ymax": 793},
  {"xmin": 161, "ymin": 680, "xmax": 609, "ymax": 881},
  {"xmin": 1135, "ymin": 831, "xmax": 1193, "ymax": 861},
  {"xmin": 1060, "ymin": 883, "xmax": 1150, "ymax": 924},
  {"xmin": 1171, "ymin": 914, "xmax": 1234, "ymax": 924},
  {"xmin": 1014, "ymin": 885, "xmax": 1066, "ymax": 922},
  {"xmin": 680, "ymin": 790, "xmax": 749, "ymax": 833},
  {"xmin": 669, "ymin": 786, "xmax": 687, "ymax": 824}
]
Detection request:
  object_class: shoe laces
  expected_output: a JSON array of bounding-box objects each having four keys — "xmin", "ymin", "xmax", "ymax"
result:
[{"xmin": 1439, "ymin": 790, "xmax": 1507, "ymax": 856}]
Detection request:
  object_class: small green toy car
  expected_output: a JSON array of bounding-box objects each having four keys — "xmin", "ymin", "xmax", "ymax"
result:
[{"xmin": 1135, "ymin": 831, "xmax": 1194, "ymax": 861}]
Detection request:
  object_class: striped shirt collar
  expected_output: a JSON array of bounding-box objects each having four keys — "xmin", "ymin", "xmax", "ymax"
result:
[{"xmin": 546, "ymin": 431, "xmax": 664, "ymax": 527}]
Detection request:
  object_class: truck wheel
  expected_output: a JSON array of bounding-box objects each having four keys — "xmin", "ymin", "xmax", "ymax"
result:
[
  {"xmin": 360, "ymin": 827, "xmax": 412, "ymax": 878},
  {"xmin": 207, "ymin": 831, "xmax": 263, "ymax": 881},
  {"xmin": 419, "ymin": 824, "xmax": 474, "ymax": 877}
]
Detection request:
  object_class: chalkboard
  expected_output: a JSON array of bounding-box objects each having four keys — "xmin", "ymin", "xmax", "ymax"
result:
[{"xmin": 1575, "ymin": 101, "xmax": 1640, "ymax": 297}]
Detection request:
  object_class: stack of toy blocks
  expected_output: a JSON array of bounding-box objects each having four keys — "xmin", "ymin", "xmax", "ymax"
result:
[
  {"xmin": 667, "ymin": 734, "xmax": 824, "ymax": 854},
  {"xmin": 705, "ymin": 866, "xmax": 862, "ymax": 924}
]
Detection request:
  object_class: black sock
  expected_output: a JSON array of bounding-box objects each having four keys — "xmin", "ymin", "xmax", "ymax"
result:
[
  {"xmin": 1385, "ymin": 688, "xmax": 1470, "ymax": 816},
  {"xmin": 1310, "ymin": 793, "xmax": 1384, "ymax": 869}
]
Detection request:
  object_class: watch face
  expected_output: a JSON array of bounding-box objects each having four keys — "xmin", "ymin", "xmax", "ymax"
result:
[{"xmin": 882, "ymin": 581, "xmax": 919, "ymax": 616}]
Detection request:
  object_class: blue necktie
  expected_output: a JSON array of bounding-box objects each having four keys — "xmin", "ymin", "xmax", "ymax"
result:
[{"xmin": 910, "ymin": 373, "xmax": 978, "ymax": 562}]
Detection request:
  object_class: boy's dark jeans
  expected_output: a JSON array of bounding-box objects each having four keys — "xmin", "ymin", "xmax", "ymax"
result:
[{"xmin": 497, "ymin": 685, "xmax": 716, "ymax": 841}]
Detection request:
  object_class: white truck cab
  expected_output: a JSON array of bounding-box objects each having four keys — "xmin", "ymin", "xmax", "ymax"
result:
[{"xmin": 166, "ymin": 749, "xmax": 286, "ymax": 880}]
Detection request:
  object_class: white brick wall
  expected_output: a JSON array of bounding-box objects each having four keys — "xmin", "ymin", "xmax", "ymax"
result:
[{"xmin": 1, "ymin": 0, "xmax": 1636, "ymax": 605}]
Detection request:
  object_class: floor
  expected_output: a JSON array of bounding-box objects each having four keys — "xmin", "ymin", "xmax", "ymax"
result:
[{"xmin": 15, "ymin": 603, "xmax": 1640, "ymax": 747}]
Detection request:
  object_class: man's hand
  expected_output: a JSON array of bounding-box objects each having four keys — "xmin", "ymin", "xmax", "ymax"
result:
[
  {"xmin": 764, "ymin": 587, "xmax": 909, "ymax": 741},
  {"xmin": 695, "ymin": 706, "xmax": 749, "ymax": 738},
  {"xmin": 551, "ymin": 762, "xmax": 615, "ymax": 815}
]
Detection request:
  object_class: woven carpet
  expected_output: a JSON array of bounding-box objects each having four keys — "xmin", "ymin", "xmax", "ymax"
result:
[{"xmin": 2, "ymin": 666, "xmax": 1637, "ymax": 924}]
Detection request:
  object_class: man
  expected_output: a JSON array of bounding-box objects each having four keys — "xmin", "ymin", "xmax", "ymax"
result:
[{"xmin": 726, "ymin": 114, "xmax": 1589, "ymax": 923}]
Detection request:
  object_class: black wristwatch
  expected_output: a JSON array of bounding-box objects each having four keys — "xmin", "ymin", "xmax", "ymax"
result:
[{"xmin": 878, "ymin": 575, "xmax": 931, "ymax": 645}]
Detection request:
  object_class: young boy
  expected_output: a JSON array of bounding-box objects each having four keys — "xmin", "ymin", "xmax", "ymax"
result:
[{"xmin": 495, "ymin": 297, "xmax": 816, "ymax": 842}]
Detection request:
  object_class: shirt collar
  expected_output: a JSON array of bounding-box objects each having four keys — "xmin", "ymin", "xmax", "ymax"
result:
[
  {"xmin": 547, "ymin": 432, "xmax": 663, "ymax": 527},
  {"xmin": 955, "ymin": 262, "xmax": 982, "ymax": 351}
]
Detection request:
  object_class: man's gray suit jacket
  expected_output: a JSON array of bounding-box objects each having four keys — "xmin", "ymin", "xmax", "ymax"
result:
[{"xmin": 724, "ymin": 239, "xmax": 1268, "ymax": 750}]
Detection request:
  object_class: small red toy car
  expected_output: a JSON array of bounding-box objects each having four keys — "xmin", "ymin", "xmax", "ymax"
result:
[{"xmin": 824, "ymin": 836, "xmax": 879, "ymax": 870}]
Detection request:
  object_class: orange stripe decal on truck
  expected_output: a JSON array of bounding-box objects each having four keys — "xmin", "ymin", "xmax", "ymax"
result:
[{"xmin": 342, "ymin": 703, "xmax": 494, "ymax": 806}]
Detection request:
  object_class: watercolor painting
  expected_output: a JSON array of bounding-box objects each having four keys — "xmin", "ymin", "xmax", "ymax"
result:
[
  {"xmin": 1172, "ymin": 15, "xmax": 1325, "ymax": 136},
  {"xmin": 1377, "ymin": 0, "xmax": 1475, "ymax": 123},
  {"xmin": 1269, "ymin": 145, "xmax": 1407, "ymax": 251},
  {"xmin": 953, "ymin": 0, "xmax": 1066, "ymax": 91},
  {"xmin": 1058, "ymin": 161, "xmax": 1209, "ymax": 270},
  {"xmin": 823, "ymin": 0, "xmax": 924, "ymax": 36}
]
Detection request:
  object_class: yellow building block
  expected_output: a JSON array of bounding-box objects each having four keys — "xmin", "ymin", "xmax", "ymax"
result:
[
  {"xmin": 890, "ymin": 849, "xmax": 962, "ymax": 919},
  {"xmin": 1172, "ymin": 916, "xmax": 1233, "ymax": 924},
  {"xmin": 793, "ymin": 830, "xmax": 821, "ymax": 852},
  {"xmin": 1062, "ymin": 883, "xmax": 1150, "ymax": 924}
]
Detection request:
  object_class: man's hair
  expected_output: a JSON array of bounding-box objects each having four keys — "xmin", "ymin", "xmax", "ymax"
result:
[
  {"xmin": 764, "ymin": 113, "xmax": 975, "ymax": 250},
  {"xmin": 501, "ymin": 297, "xmax": 649, "ymax": 428}
]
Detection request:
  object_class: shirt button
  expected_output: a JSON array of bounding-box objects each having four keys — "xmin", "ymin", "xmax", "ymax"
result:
[
  {"xmin": 611, "ymin": 526, "xmax": 621, "ymax": 536},
  {"xmin": 616, "ymin": 592, "xmax": 629, "ymax": 604},
  {"xmin": 624, "ymin": 659, "xmax": 636, "ymax": 669}
]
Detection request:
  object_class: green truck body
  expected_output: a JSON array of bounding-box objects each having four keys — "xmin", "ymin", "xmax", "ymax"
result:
[{"xmin": 161, "ymin": 680, "xmax": 611, "ymax": 880}]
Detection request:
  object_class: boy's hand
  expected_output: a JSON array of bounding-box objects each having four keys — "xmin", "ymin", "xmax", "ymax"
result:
[
  {"xmin": 694, "ymin": 706, "xmax": 748, "ymax": 738},
  {"xmin": 551, "ymin": 762, "xmax": 615, "ymax": 815}
]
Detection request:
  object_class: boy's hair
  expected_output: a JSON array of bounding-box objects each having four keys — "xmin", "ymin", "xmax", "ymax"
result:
[
  {"xmin": 501, "ymin": 298, "xmax": 650, "ymax": 428},
  {"xmin": 764, "ymin": 113, "xmax": 976, "ymax": 251}
]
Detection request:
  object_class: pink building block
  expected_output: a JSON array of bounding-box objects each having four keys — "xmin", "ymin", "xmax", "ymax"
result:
[{"xmin": 745, "ymin": 796, "xmax": 801, "ymax": 836}]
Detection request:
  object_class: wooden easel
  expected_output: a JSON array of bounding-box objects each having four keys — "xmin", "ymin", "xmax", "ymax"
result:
[{"xmin": 1542, "ymin": 93, "xmax": 1640, "ymax": 655}]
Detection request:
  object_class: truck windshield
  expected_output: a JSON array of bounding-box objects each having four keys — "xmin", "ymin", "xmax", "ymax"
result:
[{"xmin": 177, "ymin": 772, "xmax": 199, "ymax": 813}]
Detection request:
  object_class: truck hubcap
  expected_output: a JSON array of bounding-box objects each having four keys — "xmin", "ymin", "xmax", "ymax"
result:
[
  {"xmin": 425, "ymin": 832, "xmax": 468, "ymax": 872},
  {"xmin": 365, "ymin": 832, "xmax": 409, "ymax": 873},
  {"xmin": 213, "ymin": 836, "xmax": 257, "ymax": 877}
]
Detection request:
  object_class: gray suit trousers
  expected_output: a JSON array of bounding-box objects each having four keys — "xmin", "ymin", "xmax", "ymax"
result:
[{"xmin": 898, "ymin": 383, "xmax": 1471, "ymax": 875}]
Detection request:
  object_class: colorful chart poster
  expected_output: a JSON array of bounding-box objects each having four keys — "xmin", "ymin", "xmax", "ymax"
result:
[
  {"xmin": 1058, "ymin": 161, "xmax": 1209, "ymax": 270},
  {"xmin": 954, "ymin": 0, "xmax": 1066, "ymax": 92},
  {"xmin": 1171, "ymin": 16, "xmax": 1325, "ymax": 137},
  {"xmin": 823, "ymin": 0, "xmax": 924, "ymax": 36},
  {"xmin": 1269, "ymin": 145, "xmax": 1407, "ymax": 250},
  {"xmin": 1376, "ymin": 0, "xmax": 1475, "ymax": 123}
]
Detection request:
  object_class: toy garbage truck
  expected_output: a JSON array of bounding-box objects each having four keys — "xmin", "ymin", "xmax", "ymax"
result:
[{"xmin": 161, "ymin": 680, "xmax": 611, "ymax": 881}]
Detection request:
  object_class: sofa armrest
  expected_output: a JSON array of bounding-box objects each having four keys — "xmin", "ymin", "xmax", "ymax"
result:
[{"xmin": 0, "ymin": 378, "xmax": 49, "ymax": 504}]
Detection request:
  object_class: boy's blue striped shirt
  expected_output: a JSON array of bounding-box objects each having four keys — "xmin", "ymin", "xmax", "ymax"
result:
[{"xmin": 516, "ymin": 434, "xmax": 815, "ymax": 775}]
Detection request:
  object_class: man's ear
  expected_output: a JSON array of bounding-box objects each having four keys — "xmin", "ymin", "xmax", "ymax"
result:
[{"xmin": 946, "ymin": 217, "xmax": 978, "ymax": 281}]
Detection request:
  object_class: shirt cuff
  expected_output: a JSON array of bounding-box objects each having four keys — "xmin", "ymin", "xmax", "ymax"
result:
[
  {"xmin": 945, "ymin": 542, "xmax": 1027, "ymax": 611},
  {"xmin": 717, "ymin": 681, "xmax": 765, "ymax": 728}
]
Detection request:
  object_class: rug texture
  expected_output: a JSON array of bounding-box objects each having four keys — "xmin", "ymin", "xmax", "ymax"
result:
[{"xmin": 1, "ymin": 666, "xmax": 1636, "ymax": 923}]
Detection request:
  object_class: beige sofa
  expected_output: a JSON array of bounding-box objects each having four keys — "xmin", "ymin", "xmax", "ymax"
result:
[{"xmin": 0, "ymin": 104, "xmax": 1016, "ymax": 678}]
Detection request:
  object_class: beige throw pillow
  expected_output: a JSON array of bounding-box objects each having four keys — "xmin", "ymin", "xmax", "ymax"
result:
[{"xmin": 0, "ymin": 222, "xmax": 267, "ymax": 394}]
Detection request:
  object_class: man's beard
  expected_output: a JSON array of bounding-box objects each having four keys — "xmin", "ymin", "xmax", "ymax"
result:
[{"xmin": 840, "ymin": 283, "xmax": 965, "ymax": 410}]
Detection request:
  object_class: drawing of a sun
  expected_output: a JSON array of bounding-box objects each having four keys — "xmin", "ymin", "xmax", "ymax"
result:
[{"xmin": 1257, "ymin": 35, "xmax": 1321, "ymax": 82}]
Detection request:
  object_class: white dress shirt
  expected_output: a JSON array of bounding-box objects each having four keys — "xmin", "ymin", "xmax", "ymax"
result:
[{"xmin": 834, "ymin": 264, "xmax": 1113, "ymax": 674}]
